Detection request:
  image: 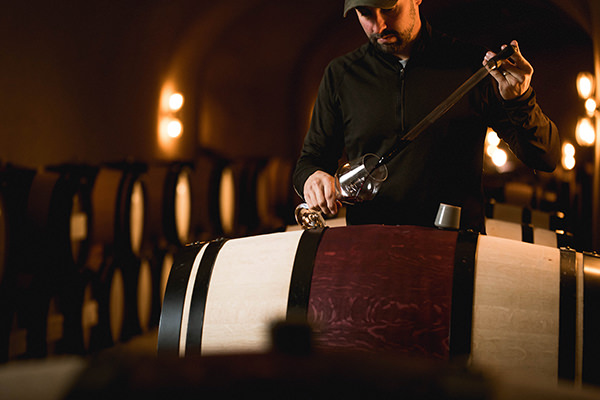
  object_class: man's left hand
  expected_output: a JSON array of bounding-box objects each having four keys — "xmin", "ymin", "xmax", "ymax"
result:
[{"xmin": 484, "ymin": 40, "xmax": 533, "ymax": 100}]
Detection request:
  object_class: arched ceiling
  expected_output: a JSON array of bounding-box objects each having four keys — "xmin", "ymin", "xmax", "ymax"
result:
[
  {"xmin": 162, "ymin": 0, "xmax": 592, "ymax": 159},
  {"xmin": 0, "ymin": 0, "xmax": 593, "ymax": 165}
]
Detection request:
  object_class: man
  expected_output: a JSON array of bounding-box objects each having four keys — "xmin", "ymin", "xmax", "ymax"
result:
[{"xmin": 293, "ymin": 0, "xmax": 560, "ymax": 232}]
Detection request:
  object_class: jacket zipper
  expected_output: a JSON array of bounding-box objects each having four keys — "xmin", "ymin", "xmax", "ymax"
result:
[{"xmin": 398, "ymin": 62, "xmax": 406, "ymax": 136}]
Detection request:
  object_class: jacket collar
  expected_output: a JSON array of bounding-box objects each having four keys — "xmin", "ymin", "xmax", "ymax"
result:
[{"xmin": 368, "ymin": 17, "xmax": 433, "ymax": 69}]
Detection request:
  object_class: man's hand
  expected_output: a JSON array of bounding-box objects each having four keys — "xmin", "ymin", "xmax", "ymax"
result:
[
  {"xmin": 303, "ymin": 170, "xmax": 340, "ymax": 216},
  {"xmin": 483, "ymin": 40, "xmax": 533, "ymax": 100}
]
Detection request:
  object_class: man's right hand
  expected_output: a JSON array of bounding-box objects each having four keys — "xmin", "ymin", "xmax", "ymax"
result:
[{"xmin": 303, "ymin": 170, "xmax": 340, "ymax": 216}]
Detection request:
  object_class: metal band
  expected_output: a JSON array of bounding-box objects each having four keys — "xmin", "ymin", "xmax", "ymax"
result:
[
  {"xmin": 286, "ymin": 227, "xmax": 327, "ymax": 320},
  {"xmin": 484, "ymin": 202, "xmax": 494, "ymax": 219},
  {"xmin": 449, "ymin": 230, "xmax": 478, "ymax": 360},
  {"xmin": 0, "ymin": 193, "xmax": 6, "ymax": 286},
  {"xmin": 558, "ymin": 232, "xmax": 575, "ymax": 250},
  {"xmin": 558, "ymin": 248, "xmax": 577, "ymax": 381},
  {"xmin": 521, "ymin": 223, "xmax": 534, "ymax": 244},
  {"xmin": 521, "ymin": 207, "xmax": 532, "ymax": 224},
  {"xmin": 184, "ymin": 238, "xmax": 229, "ymax": 355},
  {"xmin": 549, "ymin": 213, "xmax": 566, "ymax": 231},
  {"xmin": 583, "ymin": 252, "xmax": 600, "ymax": 386},
  {"xmin": 157, "ymin": 242, "xmax": 206, "ymax": 356}
]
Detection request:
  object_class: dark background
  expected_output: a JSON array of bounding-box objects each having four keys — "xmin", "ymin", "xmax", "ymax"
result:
[{"xmin": 0, "ymin": 0, "xmax": 592, "ymax": 167}]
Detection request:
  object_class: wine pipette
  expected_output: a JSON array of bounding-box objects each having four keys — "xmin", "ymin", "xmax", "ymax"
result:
[{"xmin": 372, "ymin": 44, "xmax": 517, "ymax": 171}]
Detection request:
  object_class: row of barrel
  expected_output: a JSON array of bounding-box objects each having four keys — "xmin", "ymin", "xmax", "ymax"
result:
[
  {"xmin": 0, "ymin": 155, "xmax": 298, "ymax": 361},
  {"xmin": 305, "ymin": 199, "xmax": 574, "ymax": 249},
  {"xmin": 484, "ymin": 200, "xmax": 573, "ymax": 248}
]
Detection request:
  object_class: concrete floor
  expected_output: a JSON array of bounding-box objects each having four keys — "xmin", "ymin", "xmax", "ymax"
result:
[
  {"xmin": 3, "ymin": 328, "xmax": 600, "ymax": 400},
  {"xmin": 0, "ymin": 328, "xmax": 158, "ymax": 400}
]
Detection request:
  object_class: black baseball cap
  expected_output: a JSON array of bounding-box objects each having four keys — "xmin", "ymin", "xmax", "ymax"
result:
[{"xmin": 343, "ymin": 0, "xmax": 398, "ymax": 17}]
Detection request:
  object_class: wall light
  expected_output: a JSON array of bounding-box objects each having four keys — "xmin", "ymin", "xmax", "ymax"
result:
[
  {"xmin": 167, "ymin": 119, "xmax": 183, "ymax": 138},
  {"xmin": 577, "ymin": 72, "xmax": 595, "ymax": 99},
  {"xmin": 485, "ymin": 128, "xmax": 507, "ymax": 168},
  {"xmin": 169, "ymin": 93, "xmax": 184, "ymax": 112},
  {"xmin": 485, "ymin": 129, "xmax": 500, "ymax": 147},
  {"xmin": 491, "ymin": 148, "xmax": 508, "ymax": 167},
  {"xmin": 585, "ymin": 98, "xmax": 598, "ymax": 117},
  {"xmin": 576, "ymin": 117, "xmax": 596, "ymax": 147},
  {"xmin": 562, "ymin": 142, "xmax": 576, "ymax": 170},
  {"xmin": 158, "ymin": 83, "xmax": 185, "ymax": 154}
]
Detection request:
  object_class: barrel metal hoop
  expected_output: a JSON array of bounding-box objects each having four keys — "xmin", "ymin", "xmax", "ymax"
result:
[
  {"xmin": 286, "ymin": 227, "xmax": 327, "ymax": 321},
  {"xmin": 521, "ymin": 223, "xmax": 534, "ymax": 244},
  {"xmin": 185, "ymin": 238, "xmax": 229, "ymax": 355},
  {"xmin": 157, "ymin": 241, "xmax": 207, "ymax": 356},
  {"xmin": 449, "ymin": 229, "xmax": 478, "ymax": 360},
  {"xmin": 583, "ymin": 252, "xmax": 600, "ymax": 386},
  {"xmin": 484, "ymin": 202, "xmax": 494, "ymax": 219},
  {"xmin": 558, "ymin": 247, "xmax": 577, "ymax": 381},
  {"xmin": 521, "ymin": 207, "xmax": 532, "ymax": 224}
]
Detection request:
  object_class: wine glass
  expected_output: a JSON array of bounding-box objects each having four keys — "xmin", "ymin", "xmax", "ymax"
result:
[{"xmin": 294, "ymin": 153, "xmax": 388, "ymax": 229}]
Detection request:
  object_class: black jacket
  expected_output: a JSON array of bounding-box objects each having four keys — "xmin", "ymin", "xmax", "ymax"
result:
[{"xmin": 293, "ymin": 21, "xmax": 560, "ymax": 232}]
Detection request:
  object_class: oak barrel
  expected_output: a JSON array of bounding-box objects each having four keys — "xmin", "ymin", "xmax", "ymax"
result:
[
  {"xmin": 157, "ymin": 225, "xmax": 599, "ymax": 384},
  {"xmin": 484, "ymin": 218, "xmax": 573, "ymax": 248},
  {"xmin": 485, "ymin": 201, "xmax": 567, "ymax": 231},
  {"xmin": 255, "ymin": 157, "xmax": 296, "ymax": 230},
  {"xmin": 143, "ymin": 163, "xmax": 193, "ymax": 249},
  {"xmin": 188, "ymin": 153, "xmax": 228, "ymax": 240},
  {"xmin": 77, "ymin": 165, "xmax": 147, "ymax": 350},
  {"xmin": 217, "ymin": 158, "xmax": 266, "ymax": 237}
]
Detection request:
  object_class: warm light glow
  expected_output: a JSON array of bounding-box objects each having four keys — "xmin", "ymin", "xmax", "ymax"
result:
[
  {"xmin": 563, "ymin": 142, "xmax": 575, "ymax": 157},
  {"xmin": 175, "ymin": 171, "xmax": 192, "ymax": 244},
  {"xmin": 485, "ymin": 128, "xmax": 502, "ymax": 159},
  {"xmin": 158, "ymin": 81, "xmax": 185, "ymax": 156},
  {"xmin": 562, "ymin": 156, "xmax": 576, "ymax": 170},
  {"xmin": 130, "ymin": 181, "xmax": 145, "ymax": 257},
  {"xmin": 485, "ymin": 129, "xmax": 500, "ymax": 147},
  {"xmin": 491, "ymin": 148, "xmax": 507, "ymax": 167},
  {"xmin": 169, "ymin": 93, "xmax": 184, "ymax": 111},
  {"xmin": 585, "ymin": 98, "xmax": 597, "ymax": 117},
  {"xmin": 577, "ymin": 72, "xmax": 594, "ymax": 99},
  {"xmin": 576, "ymin": 117, "xmax": 596, "ymax": 147},
  {"xmin": 167, "ymin": 119, "xmax": 183, "ymax": 138},
  {"xmin": 562, "ymin": 142, "xmax": 576, "ymax": 170},
  {"xmin": 585, "ymin": 263, "xmax": 600, "ymax": 277}
]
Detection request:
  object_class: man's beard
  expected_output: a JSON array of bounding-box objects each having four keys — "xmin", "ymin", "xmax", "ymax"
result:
[
  {"xmin": 369, "ymin": 2, "xmax": 417, "ymax": 56},
  {"xmin": 369, "ymin": 30, "xmax": 406, "ymax": 55}
]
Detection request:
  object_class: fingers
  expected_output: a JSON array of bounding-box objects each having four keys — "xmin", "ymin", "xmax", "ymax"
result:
[
  {"xmin": 483, "ymin": 40, "xmax": 533, "ymax": 100},
  {"xmin": 483, "ymin": 40, "xmax": 532, "ymax": 76},
  {"xmin": 303, "ymin": 171, "xmax": 339, "ymax": 215},
  {"xmin": 483, "ymin": 50, "xmax": 505, "ymax": 79},
  {"xmin": 504, "ymin": 40, "xmax": 533, "ymax": 75}
]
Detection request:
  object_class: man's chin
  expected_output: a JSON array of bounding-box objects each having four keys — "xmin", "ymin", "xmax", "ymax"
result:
[{"xmin": 376, "ymin": 43, "xmax": 401, "ymax": 55}]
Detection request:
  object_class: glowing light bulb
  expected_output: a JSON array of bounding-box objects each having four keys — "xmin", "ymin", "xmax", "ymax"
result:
[
  {"xmin": 577, "ymin": 72, "xmax": 594, "ymax": 99},
  {"xmin": 169, "ymin": 93, "xmax": 184, "ymax": 111},
  {"xmin": 585, "ymin": 98, "xmax": 597, "ymax": 117},
  {"xmin": 491, "ymin": 148, "xmax": 507, "ymax": 167},
  {"xmin": 562, "ymin": 155, "xmax": 575, "ymax": 170},
  {"xmin": 167, "ymin": 119, "xmax": 183, "ymax": 138},
  {"xmin": 486, "ymin": 129, "xmax": 500, "ymax": 147},
  {"xmin": 563, "ymin": 142, "xmax": 575, "ymax": 157},
  {"xmin": 576, "ymin": 117, "xmax": 595, "ymax": 147}
]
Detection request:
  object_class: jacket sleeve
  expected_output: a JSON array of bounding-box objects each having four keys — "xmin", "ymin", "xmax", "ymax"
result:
[
  {"xmin": 292, "ymin": 65, "xmax": 345, "ymax": 199},
  {"xmin": 487, "ymin": 86, "xmax": 560, "ymax": 172}
]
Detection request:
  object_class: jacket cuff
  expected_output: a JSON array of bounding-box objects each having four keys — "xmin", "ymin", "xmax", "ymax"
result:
[{"xmin": 501, "ymin": 86, "xmax": 535, "ymax": 108}]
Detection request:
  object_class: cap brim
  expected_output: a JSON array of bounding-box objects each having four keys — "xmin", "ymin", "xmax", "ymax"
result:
[{"xmin": 343, "ymin": 0, "xmax": 398, "ymax": 17}]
